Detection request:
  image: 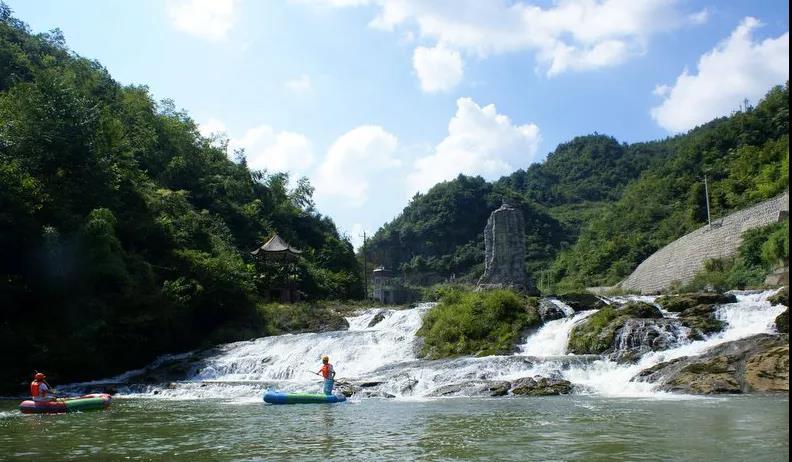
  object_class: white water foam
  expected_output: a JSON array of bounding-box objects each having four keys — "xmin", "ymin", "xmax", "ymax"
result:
[
  {"xmin": 562, "ymin": 290, "xmax": 786, "ymax": 397},
  {"xmin": 518, "ymin": 306, "xmax": 597, "ymax": 356},
  {"xmin": 92, "ymin": 291, "xmax": 785, "ymax": 400}
]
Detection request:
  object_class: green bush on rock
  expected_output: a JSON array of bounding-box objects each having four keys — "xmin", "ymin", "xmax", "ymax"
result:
[{"xmin": 417, "ymin": 288, "xmax": 541, "ymax": 359}]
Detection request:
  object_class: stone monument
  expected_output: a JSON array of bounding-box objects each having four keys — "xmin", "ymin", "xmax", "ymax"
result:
[{"xmin": 477, "ymin": 201, "xmax": 537, "ymax": 294}]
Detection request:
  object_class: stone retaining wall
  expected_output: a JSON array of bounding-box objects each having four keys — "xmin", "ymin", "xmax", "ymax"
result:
[{"xmin": 620, "ymin": 191, "xmax": 789, "ymax": 294}]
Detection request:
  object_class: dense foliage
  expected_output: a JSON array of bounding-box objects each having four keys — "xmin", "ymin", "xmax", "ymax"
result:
[
  {"xmin": 367, "ymin": 83, "xmax": 788, "ymax": 291},
  {"xmin": 551, "ymin": 84, "xmax": 789, "ymax": 289},
  {"xmin": 417, "ymin": 288, "xmax": 540, "ymax": 358},
  {"xmin": 367, "ymin": 135, "xmax": 669, "ymax": 285},
  {"xmin": 0, "ymin": 6, "xmax": 361, "ymax": 391},
  {"xmin": 684, "ymin": 219, "xmax": 789, "ymax": 292}
]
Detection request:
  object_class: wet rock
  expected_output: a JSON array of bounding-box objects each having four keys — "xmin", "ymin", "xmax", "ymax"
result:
[
  {"xmin": 768, "ymin": 287, "xmax": 788, "ymax": 307},
  {"xmin": 367, "ymin": 311, "xmax": 388, "ymax": 328},
  {"xmin": 655, "ymin": 293, "xmax": 737, "ymax": 312},
  {"xmin": 359, "ymin": 381, "xmax": 384, "ymax": 388},
  {"xmin": 360, "ymin": 390, "xmax": 395, "ymax": 398},
  {"xmin": 611, "ymin": 318, "xmax": 688, "ymax": 361},
  {"xmin": 776, "ymin": 309, "xmax": 789, "ymax": 334},
  {"xmin": 620, "ymin": 302, "xmax": 663, "ymax": 319},
  {"xmin": 672, "ymin": 303, "xmax": 726, "ymax": 339},
  {"xmin": 568, "ymin": 302, "xmax": 663, "ymax": 355},
  {"xmin": 538, "ymin": 299, "xmax": 567, "ymax": 322},
  {"xmin": 487, "ymin": 381, "xmax": 511, "ymax": 397},
  {"xmin": 634, "ymin": 333, "xmax": 789, "ymax": 394},
  {"xmin": 556, "ymin": 293, "xmax": 606, "ymax": 312},
  {"xmin": 511, "ymin": 376, "xmax": 572, "ymax": 396},
  {"xmin": 427, "ymin": 380, "xmax": 513, "ymax": 397},
  {"xmin": 334, "ymin": 381, "xmax": 361, "ymax": 397}
]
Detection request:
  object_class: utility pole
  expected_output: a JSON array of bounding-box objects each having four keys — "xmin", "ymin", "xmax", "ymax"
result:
[
  {"xmin": 360, "ymin": 231, "xmax": 368, "ymax": 299},
  {"xmin": 704, "ymin": 174, "xmax": 711, "ymax": 226}
]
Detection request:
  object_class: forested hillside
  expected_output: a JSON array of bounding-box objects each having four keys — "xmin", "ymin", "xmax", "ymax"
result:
[
  {"xmin": 0, "ymin": 6, "xmax": 360, "ymax": 390},
  {"xmin": 366, "ymin": 84, "xmax": 788, "ymax": 290},
  {"xmin": 367, "ymin": 134, "xmax": 673, "ymax": 283}
]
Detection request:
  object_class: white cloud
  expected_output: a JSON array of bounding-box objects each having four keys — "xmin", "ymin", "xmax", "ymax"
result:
[
  {"xmin": 688, "ymin": 9, "xmax": 709, "ymax": 25},
  {"xmin": 198, "ymin": 118, "xmax": 228, "ymax": 137},
  {"xmin": 412, "ymin": 44, "xmax": 463, "ymax": 92},
  {"xmin": 314, "ymin": 126, "xmax": 400, "ymax": 207},
  {"xmin": 284, "ymin": 74, "xmax": 314, "ymax": 95},
  {"xmin": 310, "ymin": 0, "xmax": 706, "ymax": 82},
  {"xmin": 166, "ymin": 0, "xmax": 237, "ymax": 41},
  {"xmin": 408, "ymin": 97, "xmax": 540, "ymax": 194},
  {"xmin": 201, "ymin": 119, "xmax": 316, "ymax": 174},
  {"xmin": 651, "ymin": 17, "xmax": 789, "ymax": 133},
  {"xmin": 347, "ymin": 223, "xmax": 370, "ymax": 250},
  {"xmin": 230, "ymin": 126, "xmax": 316, "ymax": 173}
]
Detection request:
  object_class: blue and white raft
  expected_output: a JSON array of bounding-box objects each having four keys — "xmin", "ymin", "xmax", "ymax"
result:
[{"xmin": 263, "ymin": 390, "xmax": 347, "ymax": 404}]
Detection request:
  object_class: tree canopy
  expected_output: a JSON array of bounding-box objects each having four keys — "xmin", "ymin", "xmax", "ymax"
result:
[{"xmin": 0, "ymin": 5, "xmax": 361, "ymax": 390}]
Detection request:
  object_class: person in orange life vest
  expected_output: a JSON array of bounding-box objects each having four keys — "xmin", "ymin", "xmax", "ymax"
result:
[
  {"xmin": 31, "ymin": 372, "xmax": 55, "ymax": 402},
  {"xmin": 316, "ymin": 355, "xmax": 336, "ymax": 395}
]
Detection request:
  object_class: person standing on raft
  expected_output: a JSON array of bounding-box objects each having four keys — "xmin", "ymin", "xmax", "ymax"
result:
[
  {"xmin": 30, "ymin": 372, "xmax": 55, "ymax": 401},
  {"xmin": 316, "ymin": 355, "xmax": 336, "ymax": 395}
]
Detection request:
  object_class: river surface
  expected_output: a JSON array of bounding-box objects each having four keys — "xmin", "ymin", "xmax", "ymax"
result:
[
  {"xmin": 1, "ymin": 291, "xmax": 788, "ymax": 460},
  {"xmin": 0, "ymin": 395, "xmax": 788, "ymax": 461}
]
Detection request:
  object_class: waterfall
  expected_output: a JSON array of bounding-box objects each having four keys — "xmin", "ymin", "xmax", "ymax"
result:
[
  {"xmin": 561, "ymin": 291, "xmax": 786, "ymax": 396},
  {"xmin": 76, "ymin": 291, "xmax": 786, "ymax": 400},
  {"xmin": 518, "ymin": 303, "xmax": 596, "ymax": 356}
]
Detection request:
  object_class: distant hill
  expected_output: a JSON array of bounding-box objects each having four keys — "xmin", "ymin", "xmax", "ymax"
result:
[{"xmin": 366, "ymin": 83, "xmax": 789, "ymax": 291}]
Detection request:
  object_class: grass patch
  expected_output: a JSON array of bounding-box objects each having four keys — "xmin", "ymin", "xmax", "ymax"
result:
[
  {"xmin": 257, "ymin": 302, "xmax": 350, "ymax": 335},
  {"xmin": 417, "ymin": 288, "xmax": 540, "ymax": 359}
]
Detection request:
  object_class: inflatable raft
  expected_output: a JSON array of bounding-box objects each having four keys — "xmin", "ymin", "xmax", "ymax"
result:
[
  {"xmin": 263, "ymin": 390, "xmax": 346, "ymax": 404},
  {"xmin": 19, "ymin": 393, "xmax": 112, "ymax": 414}
]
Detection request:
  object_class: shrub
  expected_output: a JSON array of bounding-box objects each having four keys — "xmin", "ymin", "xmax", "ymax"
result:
[{"xmin": 417, "ymin": 288, "xmax": 540, "ymax": 359}]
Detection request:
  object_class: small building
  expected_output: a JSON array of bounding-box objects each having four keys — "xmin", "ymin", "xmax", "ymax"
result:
[
  {"xmin": 372, "ymin": 266, "xmax": 395, "ymax": 304},
  {"xmin": 252, "ymin": 234, "xmax": 302, "ymax": 303},
  {"xmin": 371, "ymin": 266, "xmax": 418, "ymax": 304}
]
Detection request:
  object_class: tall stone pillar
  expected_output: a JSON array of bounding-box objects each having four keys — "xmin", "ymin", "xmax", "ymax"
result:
[{"xmin": 477, "ymin": 202, "xmax": 537, "ymax": 294}]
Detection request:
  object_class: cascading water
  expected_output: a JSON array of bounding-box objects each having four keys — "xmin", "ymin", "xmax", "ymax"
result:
[
  {"xmin": 518, "ymin": 301, "xmax": 597, "ymax": 356},
  {"xmin": 562, "ymin": 290, "xmax": 787, "ymax": 396},
  {"xmin": 75, "ymin": 290, "xmax": 786, "ymax": 400}
]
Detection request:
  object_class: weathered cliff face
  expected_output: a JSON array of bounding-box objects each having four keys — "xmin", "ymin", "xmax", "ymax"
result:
[{"xmin": 478, "ymin": 203, "xmax": 537, "ymax": 294}]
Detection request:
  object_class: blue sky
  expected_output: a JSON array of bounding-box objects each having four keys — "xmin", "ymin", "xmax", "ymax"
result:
[{"xmin": 7, "ymin": 0, "xmax": 789, "ymax": 247}]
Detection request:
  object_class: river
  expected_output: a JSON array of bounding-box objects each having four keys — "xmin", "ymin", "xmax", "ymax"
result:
[
  {"xmin": 1, "ymin": 395, "xmax": 788, "ymax": 460},
  {"xmin": 0, "ymin": 290, "xmax": 788, "ymax": 460}
]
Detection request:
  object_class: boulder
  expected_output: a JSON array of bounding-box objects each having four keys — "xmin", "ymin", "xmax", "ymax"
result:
[
  {"xmin": 568, "ymin": 302, "xmax": 663, "ymax": 355},
  {"xmin": 427, "ymin": 380, "xmax": 513, "ymax": 397},
  {"xmin": 634, "ymin": 333, "xmax": 789, "ymax": 394},
  {"xmin": 620, "ymin": 301, "xmax": 663, "ymax": 318},
  {"xmin": 673, "ymin": 304, "xmax": 726, "ymax": 339},
  {"xmin": 776, "ymin": 309, "xmax": 789, "ymax": 334},
  {"xmin": 556, "ymin": 293, "xmax": 607, "ymax": 312},
  {"xmin": 367, "ymin": 311, "xmax": 388, "ymax": 328},
  {"xmin": 511, "ymin": 376, "xmax": 572, "ymax": 396},
  {"xmin": 768, "ymin": 287, "xmax": 788, "ymax": 307},
  {"xmin": 334, "ymin": 381, "xmax": 361, "ymax": 397},
  {"xmin": 537, "ymin": 299, "xmax": 567, "ymax": 322},
  {"xmin": 611, "ymin": 318, "xmax": 688, "ymax": 362},
  {"xmin": 488, "ymin": 381, "xmax": 511, "ymax": 397},
  {"xmin": 655, "ymin": 293, "xmax": 737, "ymax": 312}
]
